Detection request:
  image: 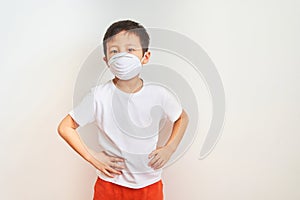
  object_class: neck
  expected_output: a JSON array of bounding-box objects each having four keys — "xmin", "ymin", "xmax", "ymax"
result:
[{"xmin": 113, "ymin": 76, "xmax": 143, "ymax": 93}]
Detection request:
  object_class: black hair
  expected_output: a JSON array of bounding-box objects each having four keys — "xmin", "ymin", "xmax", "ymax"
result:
[{"xmin": 103, "ymin": 20, "xmax": 150, "ymax": 57}]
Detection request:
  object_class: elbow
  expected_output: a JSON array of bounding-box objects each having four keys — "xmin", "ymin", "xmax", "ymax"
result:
[
  {"xmin": 57, "ymin": 115, "xmax": 79, "ymax": 138},
  {"xmin": 175, "ymin": 109, "xmax": 189, "ymax": 125},
  {"xmin": 182, "ymin": 109, "xmax": 189, "ymax": 124},
  {"xmin": 57, "ymin": 119, "xmax": 69, "ymax": 138},
  {"xmin": 57, "ymin": 122, "xmax": 65, "ymax": 137}
]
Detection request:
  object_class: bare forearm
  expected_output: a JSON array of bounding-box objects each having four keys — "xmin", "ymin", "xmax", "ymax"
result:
[
  {"xmin": 58, "ymin": 126, "xmax": 95, "ymax": 164},
  {"xmin": 165, "ymin": 109, "xmax": 189, "ymax": 152},
  {"xmin": 57, "ymin": 115, "xmax": 125, "ymax": 177},
  {"xmin": 148, "ymin": 110, "xmax": 189, "ymax": 169}
]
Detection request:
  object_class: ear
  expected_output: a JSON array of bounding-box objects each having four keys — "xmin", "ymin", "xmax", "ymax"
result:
[
  {"xmin": 103, "ymin": 56, "xmax": 109, "ymax": 66},
  {"xmin": 141, "ymin": 51, "xmax": 151, "ymax": 65}
]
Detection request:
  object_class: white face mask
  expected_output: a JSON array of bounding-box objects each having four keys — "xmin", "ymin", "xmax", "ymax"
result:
[{"xmin": 108, "ymin": 52, "xmax": 145, "ymax": 80}]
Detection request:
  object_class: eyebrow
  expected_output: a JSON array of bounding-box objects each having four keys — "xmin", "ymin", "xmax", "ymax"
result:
[
  {"xmin": 108, "ymin": 43, "xmax": 139, "ymax": 48},
  {"xmin": 108, "ymin": 45, "xmax": 119, "ymax": 48}
]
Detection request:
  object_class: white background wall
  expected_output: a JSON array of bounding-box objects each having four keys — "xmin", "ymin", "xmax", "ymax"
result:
[{"xmin": 0, "ymin": 0, "xmax": 299, "ymax": 199}]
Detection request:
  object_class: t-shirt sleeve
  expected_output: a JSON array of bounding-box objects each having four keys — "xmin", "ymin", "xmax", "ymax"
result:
[
  {"xmin": 68, "ymin": 88, "xmax": 96, "ymax": 127},
  {"xmin": 162, "ymin": 87, "xmax": 183, "ymax": 123}
]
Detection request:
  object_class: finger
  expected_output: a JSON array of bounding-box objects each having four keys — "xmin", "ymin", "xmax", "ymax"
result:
[
  {"xmin": 148, "ymin": 150, "xmax": 158, "ymax": 159},
  {"xmin": 152, "ymin": 157, "xmax": 163, "ymax": 169},
  {"xmin": 107, "ymin": 166, "xmax": 122, "ymax": 175},
  {"xmin": 110, "ymin": 157, "xmax": 125, "ymax": 163},
  {"xmin": 110, "ymin": 162, "xmax": 125, "ymax": 170},
  {"xmin": 113, "ymin": 165, "xmax": 125, "ymax": 171},
  {"xmin": 148, "ymin": 155, "xmax": 160, "ymax": 167},
  {"xmin": 154, "ymin": 159, "xmax": 165, "ymax": 169},
  {"xmin": 102, "ymin": 169, "xmax": 114, "ymax": 178}
]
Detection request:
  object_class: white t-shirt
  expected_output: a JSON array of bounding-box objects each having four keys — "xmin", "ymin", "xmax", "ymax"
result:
[{"xmin": 68, "ymin": 78, "xmax": 182, "ymax": 188}]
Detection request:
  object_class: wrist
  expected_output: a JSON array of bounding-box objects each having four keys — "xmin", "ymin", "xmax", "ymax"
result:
[
  {"xmin": 165, "ymin": 143, "xmax": 176, "ymax": 153},
  {"xmin": 86, "ymin": 153, "xmax": 96, "ymax": 165}
]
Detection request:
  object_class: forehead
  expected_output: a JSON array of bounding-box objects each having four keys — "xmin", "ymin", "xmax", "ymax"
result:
[{"xmin": 106, "ymin": 30, "xmax": 141, "ymax": 47}]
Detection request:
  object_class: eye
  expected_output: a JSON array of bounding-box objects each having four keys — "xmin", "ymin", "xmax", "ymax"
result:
[
  {"xmin": 128, "ymin": 48, "xmax": 136, "ymax": 52},
  {"xmin": 110, "ymin": 49, "xmax": 118, "ymax": 54}
]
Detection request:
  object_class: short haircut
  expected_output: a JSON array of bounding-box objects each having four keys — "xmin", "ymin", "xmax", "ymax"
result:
[{"xmin": 103, "ymin": 20, "xmax": 150, "ymax": 57}]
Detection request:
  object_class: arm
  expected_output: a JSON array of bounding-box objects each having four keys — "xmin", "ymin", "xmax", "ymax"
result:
[
  {"xmin": 148, "ymin": 109, "xmax": 189, "ymax": 169},
  {"xmin": 57, "ymin": 114, "xmax": 124, "ymax": 177}
]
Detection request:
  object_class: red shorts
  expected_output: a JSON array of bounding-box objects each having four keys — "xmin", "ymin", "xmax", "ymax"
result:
[{"xmin": 93, "ymin": 177, "xmax": 164, "ymax": 200}]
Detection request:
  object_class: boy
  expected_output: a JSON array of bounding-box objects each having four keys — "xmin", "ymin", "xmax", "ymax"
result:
[{"xmin": 57, "ymin": 20, "xmax": 189, "ymax": 200}]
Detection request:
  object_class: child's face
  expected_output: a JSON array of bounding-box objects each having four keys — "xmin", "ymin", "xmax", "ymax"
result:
[{"xmin": 103, "ymin": 30, "xmax": 150, "ymax": 65}]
